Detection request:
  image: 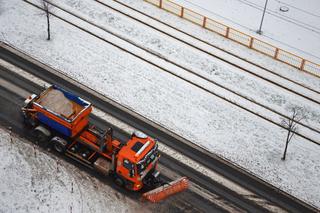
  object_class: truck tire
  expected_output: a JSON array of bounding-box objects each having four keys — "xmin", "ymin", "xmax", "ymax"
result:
[
  {"xmin": 114, "ymin": 176, "xmax": 124, "ymax": 187},
  {"xmin": 33, "ymin": 126, "xmax": 51, "ymax": 144},
  {"xmin": 51, "ymin": 136, "xmax": 68, "ymax": 153}
]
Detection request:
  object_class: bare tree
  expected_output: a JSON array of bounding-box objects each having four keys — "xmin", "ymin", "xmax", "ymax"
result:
[
  {"xmin": 281, "ymin": 107, "xmax": 304, "ymax": 160},
  {"xmin": 42, "ymin": 1, "xmax": 51, "ymax": 40}
]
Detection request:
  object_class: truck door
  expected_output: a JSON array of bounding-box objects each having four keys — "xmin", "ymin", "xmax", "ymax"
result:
[{"xmin": 123, "ymin": 159, "xmax": 135, "ymax": 178}]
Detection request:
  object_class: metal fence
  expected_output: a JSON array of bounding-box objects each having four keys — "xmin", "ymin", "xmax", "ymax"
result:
[{"xmin": 144, "ymin": 0, "xmax": 320, "ymax": 78}]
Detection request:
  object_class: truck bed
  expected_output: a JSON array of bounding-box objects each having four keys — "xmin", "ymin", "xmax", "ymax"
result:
[
  {"xmin": 32, "ymin": 85, "xmax": 92, "ymax": 137},
  {"xmin": 37, "ymin": 88, "xmax": 83, "ymax": 120}
]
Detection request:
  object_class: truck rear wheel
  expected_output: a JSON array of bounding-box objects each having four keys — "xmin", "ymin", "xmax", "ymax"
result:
[
  {"xmin": 34, "ymin": 130, "xmax": 47, "ymax": 143},
  {"xmin": 33, "ymin": 126, "xmax": 51, "ymax": 144},
  {"xmin": 51, "ymin": 136, "xmax": 67, "ymax": 153}
]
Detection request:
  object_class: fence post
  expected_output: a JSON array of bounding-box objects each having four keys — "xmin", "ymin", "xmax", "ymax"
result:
[
  {"xmin": 159, "ymin": 0, "xmax": 162, "ymax": 8},
  {"xmin": 202, "ymin": 17, "xmax": 207, "ymax": 28},
  {"xmin": 180, "ymin": 7, "xmax": 184, "ymax": 17},
  {"xmin": 274, "ymin": 48, "xmax": 279, "ymax": 59},
  {"xmin": 249, "ymin": 37, "xmax": 254, "ymax": 48},
  {"xmin": 225, "ymin": 27, "xmax": 230, "ymax": 38},
  {"xmin": 300, "ymin": 59, "xmax": 306, "ymax": 70}
]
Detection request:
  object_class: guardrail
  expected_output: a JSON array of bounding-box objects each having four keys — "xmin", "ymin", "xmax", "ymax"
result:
[{"xmin": 144, "ymin": 0, "xmax": 320, "ymax": 78}]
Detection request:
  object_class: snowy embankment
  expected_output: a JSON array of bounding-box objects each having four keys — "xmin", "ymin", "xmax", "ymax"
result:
[
  {"xmin": 0, "ymin": 0, "xmax": 319, "ymax": 208},
  {"xmin": 0, "ymin": 128, "xmax": 142, "ymax": 213},
  {"xmin": 97, "ymin": 0, "xmax": 320, "ymax": 94},
  {"xmin": 51, "ymin": 0, "xmax": 320, "ymax": 133}
]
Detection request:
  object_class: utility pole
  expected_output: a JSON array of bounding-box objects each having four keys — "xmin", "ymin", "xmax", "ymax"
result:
[{"xmin": 257, "ymin": 0, "xmax": 269, "ymax": 35}]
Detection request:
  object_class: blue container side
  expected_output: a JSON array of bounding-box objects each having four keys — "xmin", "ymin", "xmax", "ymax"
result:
[
  {"xmin": 52, "ymin": 85, "xmax": 91, "ymax": 107},
  {"xmin": 37, "ymin": 112, "xmax": 72, "ymax": 137}
]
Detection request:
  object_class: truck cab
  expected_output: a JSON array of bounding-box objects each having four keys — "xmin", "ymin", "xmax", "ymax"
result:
[{"xmin": 116, "ymin": 131, "xmax": 160, "ymax": 191}]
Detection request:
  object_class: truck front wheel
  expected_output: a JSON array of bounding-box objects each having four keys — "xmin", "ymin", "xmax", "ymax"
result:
[{"xmin": 114, "ymin": 176, "xmax": 124, "ymax": 187}]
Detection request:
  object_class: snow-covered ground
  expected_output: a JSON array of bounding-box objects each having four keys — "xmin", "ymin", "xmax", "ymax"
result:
[
  {"xmin": 173, "ymin": 0, "xmax": 320, "ymax": 63},
  {"xmin": 117, "ymin": 0, "xmax": 320, "ymax": 88},
  {"xmin": 0, "ymin": 128, "xmax": 144, "ymax": 213},
  {"xmin": 0, "ymin": 0, "xmax": 319, "ymax": 209}
]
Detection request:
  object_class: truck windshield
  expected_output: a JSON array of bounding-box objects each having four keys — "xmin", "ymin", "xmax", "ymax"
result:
[{"xmin": 136, "ymin": 143, "xmax": 158, "ymax": 175}]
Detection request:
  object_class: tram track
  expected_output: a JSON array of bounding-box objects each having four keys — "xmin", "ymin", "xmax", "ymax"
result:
[
  {"xmin": 101, "ymin": 0, "xmax": 320, "ymax": 91},
  {"xmin": 22, "ymin": 0, "xmax": 320, "ymax": 145}
]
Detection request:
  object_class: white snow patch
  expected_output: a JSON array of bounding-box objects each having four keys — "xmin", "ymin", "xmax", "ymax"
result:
[{"xmin": 0, "ymin": 128, "xmax": 144, "ymax": 213}]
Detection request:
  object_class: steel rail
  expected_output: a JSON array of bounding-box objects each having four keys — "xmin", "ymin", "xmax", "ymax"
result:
[{"xmin": 21, "ymin": 0, "xmax": 320, "ymax": 146}]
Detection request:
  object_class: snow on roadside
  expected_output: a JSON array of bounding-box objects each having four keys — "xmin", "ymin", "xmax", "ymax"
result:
[
  {"xmin": 1, "ymin": 0, "xmax": 320, "ymax": 208},
  {"xmin": 0, "ymin": 128, "xmax": 143, "ymax": 213}
]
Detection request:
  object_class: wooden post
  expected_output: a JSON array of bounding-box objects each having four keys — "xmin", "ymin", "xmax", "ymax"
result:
[
  {"xmin": 202, "ymin": 17, "xmax": 207, "ymax": 28},
  {"xmin": 180, "ymin": 7, "xmax": 184, "ymax": 17},
  {"xmin": 300, "ymin": 59, "xmax": 306, "ymax": 71},
  {"xmin": 225, "ymin": 27, "xmax": 230, "ymax": 38},
  {"xmin": 249, "ymin": 37, "xmax": 254, "ymax": 48},
  {"xmin": 159, "ymin": 0, "xmax": 162, "ymax": 8},
  {"xmin": 274, "ymin": 48, "xmax": 279, "ymax": 59}
]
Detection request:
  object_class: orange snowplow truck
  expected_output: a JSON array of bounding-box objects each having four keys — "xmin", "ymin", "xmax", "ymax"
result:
[{"xmin": 21, "ymin": 85, "xmax": 188, "ymax": 202}]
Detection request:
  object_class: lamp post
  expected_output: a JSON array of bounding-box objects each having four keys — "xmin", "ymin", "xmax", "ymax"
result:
[{"xmin": 257, "ymin": 0, "xmax": 269, "ymax": 35}]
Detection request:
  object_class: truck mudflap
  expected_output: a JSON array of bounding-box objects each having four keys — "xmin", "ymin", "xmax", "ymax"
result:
[{"xmin": 142, "ymin": 177, "xmax": 189, "ymax": 203}]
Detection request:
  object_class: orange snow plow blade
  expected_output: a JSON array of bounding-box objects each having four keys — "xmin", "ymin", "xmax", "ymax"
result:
[{"xmin": 142, "ymin": 177, "xmax": 189, "ymax": 203}]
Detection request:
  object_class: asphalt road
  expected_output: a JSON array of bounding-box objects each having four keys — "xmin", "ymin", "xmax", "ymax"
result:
[{"xmin": 0, "ymin": 66, "xmax": 230, "ymax": 212}]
